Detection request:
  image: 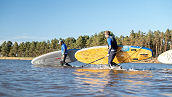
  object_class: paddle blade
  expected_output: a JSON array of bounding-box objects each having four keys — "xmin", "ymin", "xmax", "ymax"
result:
[{"xmin": 56, "ymin": 58, "xmax": 61, "ymax": 59}]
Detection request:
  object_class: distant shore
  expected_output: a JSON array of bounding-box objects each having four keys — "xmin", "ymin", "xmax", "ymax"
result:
[
  {"xmin": 0, "ymin": 57, "xmax": 33, "ymax": 60},
  {"xmin": 0, "ymin": 57, "xmax": 159, "ymax": 63}
]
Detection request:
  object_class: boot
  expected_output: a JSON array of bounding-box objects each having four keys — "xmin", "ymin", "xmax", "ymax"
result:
[
  {"xmin": 64, "ymin": 63, "xmax": 72, "ymax": 67},
  {"xmin": 112, "ymin": 62, "xmax": 120, "ymax": 67}
]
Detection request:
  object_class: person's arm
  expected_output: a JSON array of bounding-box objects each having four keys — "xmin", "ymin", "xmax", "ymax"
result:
[
  {"xmin": 108, "ymin": 45, "xmax": 112, "ymax": 54},
  {"xmin": 61, "ymin": 45, "xmax": 65, "ymax": 55},
  {"xmin": 64, "ymin": 48, "xmax": 67, "ymax": 55},
  {"xmin": 107, "ymin": 38, "xmax": 112, "ymax": 56},
  {"xmin": 61, "ymin": 45, "xmax": 64, "ymax": 60}
]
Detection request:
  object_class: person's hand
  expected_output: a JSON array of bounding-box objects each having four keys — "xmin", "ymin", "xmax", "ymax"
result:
[
  {"xmin": 61, "ymin": 54, "xmax": 64, "ymax": 60},
  {"xmin": 107, "ymin": 54, "xmax": 109, "ymax": 57},
  {"xmin": 107, "ymin": 49, "xmax": 109, "ymax": 51}
]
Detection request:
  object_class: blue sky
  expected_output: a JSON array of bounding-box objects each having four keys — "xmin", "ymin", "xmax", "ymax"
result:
[{"xmin": 0, "ymin": 0, "xmax": 172, "ymax": 44}]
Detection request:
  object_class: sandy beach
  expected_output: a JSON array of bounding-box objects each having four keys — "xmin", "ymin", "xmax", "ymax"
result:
[{"xmin": 0, "ymin": 57, "xmax": 33, "ymax": 60}]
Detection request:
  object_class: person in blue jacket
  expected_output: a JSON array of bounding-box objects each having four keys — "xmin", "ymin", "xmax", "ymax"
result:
[
  {"xmin": 58, "ymin": 40, "xmax": 71, "ymax": 66},
  {"xmin": 104, "ymin": 31, "xmax": 119, "ymax": 68}
]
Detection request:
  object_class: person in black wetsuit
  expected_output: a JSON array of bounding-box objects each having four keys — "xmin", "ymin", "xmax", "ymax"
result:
[{"xmin": 104, "ymin": 31, "xmax": 119, "ymax": 68}]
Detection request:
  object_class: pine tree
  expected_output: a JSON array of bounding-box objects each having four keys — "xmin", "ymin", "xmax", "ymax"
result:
[
  {"xmin": 75, "ymin": 36, "xmax": 88, "ymax": 49},
  {"xmin": 9, "ymin": 42, "xmax": 18, "ymax": 57},
  {"xmin": 29, "ymin": 41, "xmax": 37, "ymax": 57},
  {"xmin": 0, "ymin": 45, "xmax": 2, "ymax": 55},
  {"xmin": 153, "ymin": 31, "xmax": 160, "ymax": 56},
  {"xmin": 50, "ymin": 38, "xmax": 58, "ymax": 51},
  {"xmin": 24, "ymin": 42, "xmax": 31, "ymax": 57},
  {"xmin": 138, "ymin": 32, "xmax": 146, "ymax": 47},
  {"xmin": 46, "ymin": 40, "xmax": 51, "ymax": 53},
  {"xmin": 129, "ymin": 30, "xmax": 135, "ymax": 45},
  {"xmin": 39, "ymin": 41, "xmax": 47, "ymax": 55},
  {"xmin": 145, "ymin": 30, "xmax": 153, "ymax": 49},
  {"xmin": 6, "ymin": 41, "xmax": 13, "ymax": 56},
  {"xmin": 119, "ymin": 35, "xmax": 124, "ymax": 45},
  {"xmin": 164, "ymin": 29, "xmax": 170, "ymax": 51},
  {"xmin": 115, "ymin": 36, "xmax": 122, "ymax": 45},
  {"xmin": 1, "ymin": 41, "xmax": 8, "ymax": 57},
  {"xmin": 96, "ymin": 32, "xmax": 106, "ymax": 46},
  {"xmin": 18, "ymin": 42, "xmax": 25, "ymax": 57},
  {"xmin": 123, "ymin": 36, "xmax": 130, "ymax": 45},
  {"xmin": 64, "ymin": 37, "xmax": 76, "ymax": 49},
  {"xmin": 86, "ymin": 36, "xmax": 94, "ymax": 47},
  {"xmin": 159, "ymin": 32, "xmax": 164, "ymax": 54},
  {"xmin": 91, "ymin": 33, "xmax": 98, "ymax": 46},
  {"xmin": 170, "ymin": 30, "xmax": 172, "ymax": 50},
  {"xmin": 35, "ymin": 42, "xmax": 41, "ymax": 56}
]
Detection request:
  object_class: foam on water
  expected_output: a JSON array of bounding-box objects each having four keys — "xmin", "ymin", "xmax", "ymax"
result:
[{"xmin": 33, "ymin": 61, "xmax": 172, "ymax": 72}]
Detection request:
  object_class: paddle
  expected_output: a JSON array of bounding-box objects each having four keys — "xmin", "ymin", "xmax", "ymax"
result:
[
  {"xmin": 56, "ymin": 58, "xmax": 61, "ymax": 59},
  {"xmin": 80, "ymin": 55, "xmax": 108, "ymax": 67}
]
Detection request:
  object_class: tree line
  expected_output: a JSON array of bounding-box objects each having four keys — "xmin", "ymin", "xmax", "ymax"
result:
[{"xmin": 0, "ymin": 29, "xmax": 171, "ymax": 57}]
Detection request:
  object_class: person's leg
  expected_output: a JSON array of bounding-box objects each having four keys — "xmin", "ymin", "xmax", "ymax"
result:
[
  {"xmin": 108, "ymin": 51, "xmax": 114, "ymax": 67},
  {"xmin": 63, "ymin": 54, "xmax": 67, "ymax": 63},
  {"xmin": 60, "ymin": 61, "xmax": 64, "ymax": 66},
  {"xmin": 60, "ymin": 54, "xmax": 67, "ymax": 66},
  {"xmin": 108, "ymin": 51, "xmax": 118, "ymax": 67},
  {"xmin": 62, "ymin": 54, "xmax": 72, "ymax": 67}
]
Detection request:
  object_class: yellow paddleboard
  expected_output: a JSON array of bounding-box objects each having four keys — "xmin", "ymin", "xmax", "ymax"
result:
[{"xmin": 75, "ymin": 45, "xmax": 152, "ymax": 64}]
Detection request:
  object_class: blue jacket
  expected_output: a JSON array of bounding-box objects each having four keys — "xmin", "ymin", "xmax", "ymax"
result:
[
  {"xmin": 61, "ymin": 43, "xmax": 67, "ymax": 55},
  {"xmin": 107, "ymin": 36, "xmax": 118, "ymax": 54}
]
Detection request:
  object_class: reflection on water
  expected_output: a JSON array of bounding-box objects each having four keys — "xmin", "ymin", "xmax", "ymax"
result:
[
  {"xmin": 73, "ymin": 68, "xmax": 172, "ymax": 97},
  {"xmin": 0, "ymin": 60, "xmax": 172, "ymax": 97},
  {"xmin": 73, "ymin": 69, "xmax": 111, "ymax": 92},
  {"xmin": 73, "ymin": 69, "xmax": 153, "ymax": 95}
]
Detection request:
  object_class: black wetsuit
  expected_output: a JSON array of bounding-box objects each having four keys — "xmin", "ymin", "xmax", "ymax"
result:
[{"xmin": 107, "ymin": 36, "xmax": 118, "ymax": 66}]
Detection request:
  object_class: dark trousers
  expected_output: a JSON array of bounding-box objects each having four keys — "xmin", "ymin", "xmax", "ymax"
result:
[
  {"xmin": 60, "ymin": 54, "xmax": 67, "ymax": 66},
  {"xmin": 108, "ymin": 51, "xmax": 118, "ymax": 66},
  {"xmin": 62, "ymin": 54, "xmax": 67, "ymax": 63},
  {"xmin": 60, "ymin": 54, "xmax": 71, "ymax": 66}
]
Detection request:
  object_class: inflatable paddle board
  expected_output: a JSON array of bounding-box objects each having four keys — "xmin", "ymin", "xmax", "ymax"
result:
[
  {"xmin": 75, "ymin": 45, "xmax": 152, "ymax": 64},
  {"xmin": 31, "ymin": 49, "xmax": 79, "ymax": 65},
  {"xmin": 158, "ymin": 49, "xmax": 172, "ymax": 64}
]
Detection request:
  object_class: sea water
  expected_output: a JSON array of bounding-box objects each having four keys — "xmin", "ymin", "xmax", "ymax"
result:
[{"xmin": 0, "ymin": 60, "xmax": 172, "ymax": 97}]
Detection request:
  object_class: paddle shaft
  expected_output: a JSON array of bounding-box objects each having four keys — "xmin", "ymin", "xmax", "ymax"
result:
[
  {"xmin": 81, "ymin": 56, "xmax": 108, "ymax": 67},
  {"xmin": 119, "ymin": 46, "xmax": 143, "ymax": 63}
]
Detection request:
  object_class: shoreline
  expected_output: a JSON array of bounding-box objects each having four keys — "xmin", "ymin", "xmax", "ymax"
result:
[
  {"xmin": 0, "ymin": 57, "xmax": 33, "ymax": 60},
  {"xmin": 0, "ymin": 57, "xmax": 159, "ymax": 63}
]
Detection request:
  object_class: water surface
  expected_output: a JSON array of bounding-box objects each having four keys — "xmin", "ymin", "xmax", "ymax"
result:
[{"xmin": 0, "ymin": 60, "xmax": 172, "ymax": 97}]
